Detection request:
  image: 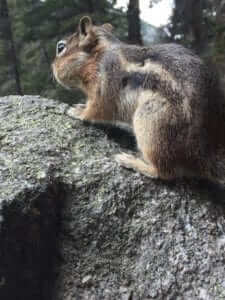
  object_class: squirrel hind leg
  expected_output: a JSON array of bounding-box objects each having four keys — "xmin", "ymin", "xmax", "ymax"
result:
[{"xmin": 114, "ymin": 152, "xmax": 159, "ymax": 178}]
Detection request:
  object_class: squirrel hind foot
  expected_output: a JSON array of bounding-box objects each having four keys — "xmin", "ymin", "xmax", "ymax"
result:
[
  {"xmin": 114, "ymin": 152, "xmax": 159, "ymax": 178},
  {"xmin": 66, "ymin": 104, "xmax": 86, "ymax": 120}
]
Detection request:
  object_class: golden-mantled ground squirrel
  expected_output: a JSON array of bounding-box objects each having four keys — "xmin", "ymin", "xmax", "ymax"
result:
[{"xmin": 53, "ymin": 16, "xmax": 225, "ymax": 183}]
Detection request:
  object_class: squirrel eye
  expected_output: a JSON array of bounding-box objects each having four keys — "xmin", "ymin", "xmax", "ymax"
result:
[{"xmin": 56, "ymin": 40, "xmax": 67, "ymax": 56}]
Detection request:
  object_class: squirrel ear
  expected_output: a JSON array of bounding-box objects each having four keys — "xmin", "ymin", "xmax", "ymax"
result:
[
  {"xmin": 102, "ymin": 23, "xmax": 114, "ymax": 32},
  {"xmin": 78, "ymin": 16, "xmax": 96, "ymax": 50},
  {"xmin": 79, "ymin": 16, "xmax": 93, "ymax": 36}
]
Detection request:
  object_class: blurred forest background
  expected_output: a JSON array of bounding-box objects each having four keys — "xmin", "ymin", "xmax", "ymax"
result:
[{"xmin": 0, "ymin": 0, "xmax": 225, "ymax": 103}]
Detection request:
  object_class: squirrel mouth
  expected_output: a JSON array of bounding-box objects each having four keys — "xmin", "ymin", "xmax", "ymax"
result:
[
  {"xmin": 52, "ymin": 63, "xmax": 70, "ymax": 90},
  {"xmin": 52, "ymin": 63, "xmax": 82, "ymax": 91}
]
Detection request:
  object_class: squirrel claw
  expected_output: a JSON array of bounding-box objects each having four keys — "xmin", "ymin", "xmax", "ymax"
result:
[
  {"xmin": 66, "ymin": 104, "xmax": 86, "ymax": 120},
  {"xmin": 114, "ymin": 153, "xmax": 137, "ymax": 169},
  {"xmin": 115, "ymin": 152, "xmax": 158, "ymax": 178}
]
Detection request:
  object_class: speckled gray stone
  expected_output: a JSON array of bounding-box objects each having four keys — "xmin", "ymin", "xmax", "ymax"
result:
[{"xmin": 1, "ymin": 96, "xmax": 225, "ymax": 300}]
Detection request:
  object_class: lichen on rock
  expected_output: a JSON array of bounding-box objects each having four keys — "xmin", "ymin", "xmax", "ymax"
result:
[{"xmin": 1, "ymin": 96, "xmax": 225, "ymax": 300}]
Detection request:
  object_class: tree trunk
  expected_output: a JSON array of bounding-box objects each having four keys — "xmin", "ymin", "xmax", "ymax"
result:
[
  {"xmin": 171, "ymin": 0, "xmax": 207, "ymax": 54},
  {"xmin": 127, "ymin": 0, "xmax": 142, "ymax": 45},
  {"xmin": 0, "ymin": 0, "xmax": 22, "ymax": 95},
  {"xmin": 86, "ymin": 0, "xmax": 94, "ymax": 13},
  {"xmin": 190, "ymin": 0, "xmax": 206, "ymax": 53},
  {"xmin": 214, "ymin": 0, "xmax": 225, "ymax": 79}
]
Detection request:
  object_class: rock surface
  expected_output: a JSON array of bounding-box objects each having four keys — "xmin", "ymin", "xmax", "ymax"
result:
[{"xmin": 1, "ymin": 95, "xmax": 225, "ymax": 300}]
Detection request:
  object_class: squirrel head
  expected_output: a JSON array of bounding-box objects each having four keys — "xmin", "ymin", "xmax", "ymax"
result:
[{"xmin": 52, "ymin": 16, "xmax": 115, "ymax": 91}]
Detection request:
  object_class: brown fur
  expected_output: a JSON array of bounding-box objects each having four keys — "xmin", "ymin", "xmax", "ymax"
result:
[{"xmin": 52, "ymin": 16, "xmax": 225, "ymax": 183}]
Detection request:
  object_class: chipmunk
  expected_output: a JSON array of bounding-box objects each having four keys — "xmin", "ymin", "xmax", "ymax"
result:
[{"xmin": 52, "ymin": 16, "xmax": 225, "ymax": 183}]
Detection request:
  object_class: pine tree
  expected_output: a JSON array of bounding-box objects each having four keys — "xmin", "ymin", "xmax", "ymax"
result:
[
  {"xmin": 0, "ymin": 0, "xmax": 22, "ymax": 95},
  {"xmin": 0, "ymin": 0, "xmax": 127, "ymax": 102},
  {"xmin": 127, "ymin": 0, "xmax": 142, "ymax": 45}
]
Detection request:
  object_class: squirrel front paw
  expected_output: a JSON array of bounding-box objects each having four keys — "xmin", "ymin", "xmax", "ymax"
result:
[{"xmin": 66, "ymin": 104, "xmax": 86, "ymax": 120}]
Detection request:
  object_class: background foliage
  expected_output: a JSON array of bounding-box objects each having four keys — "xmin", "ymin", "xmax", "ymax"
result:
[{"xmin": 1, "ymin": 0, "xmax": 225, "ymax": 103}]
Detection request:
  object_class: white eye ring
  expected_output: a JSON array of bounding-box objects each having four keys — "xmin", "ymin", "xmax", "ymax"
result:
[{"xmin": 56, "ymin": 40, "xmax": 67, "ymax": 57}]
